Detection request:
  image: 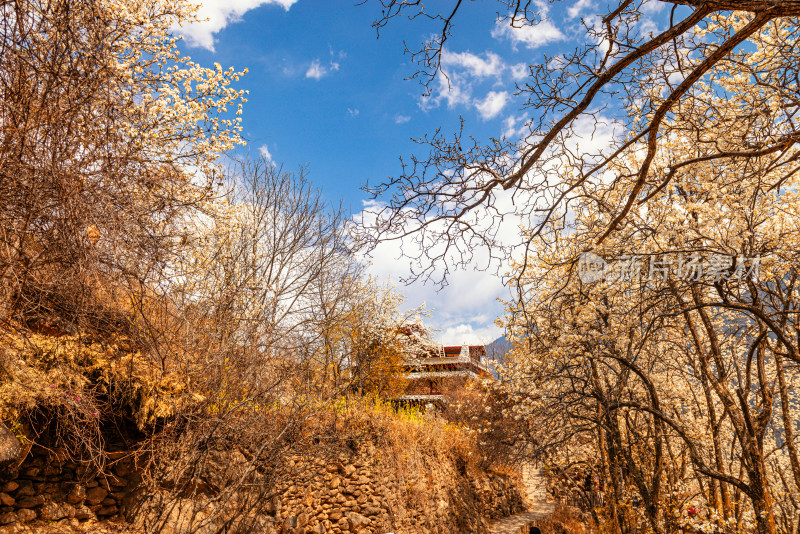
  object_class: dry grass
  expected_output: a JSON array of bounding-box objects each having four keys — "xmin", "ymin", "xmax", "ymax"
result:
[
  {"xmin": 0, "ymin": 325, "xmax": 204, "ymax": 467},
  {"xmin": 327, "ymin": 396, "xmax": 479, "ymax": 470},
  {"xmin": 0, "ymin": 328, "xmax": 200, "ymax": 423}
]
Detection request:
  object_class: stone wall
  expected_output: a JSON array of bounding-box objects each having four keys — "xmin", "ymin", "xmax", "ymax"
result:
[
  {"xmin": 269, "ymin": 442, "xmax": 525, "ymax": 534},
  {"xmin": 0, "ymin": 440, "xmax": 524, "ymax": 534},
  {"xmin": 0, "ymin": 447, "xmax": 138, "ymax": 531}
]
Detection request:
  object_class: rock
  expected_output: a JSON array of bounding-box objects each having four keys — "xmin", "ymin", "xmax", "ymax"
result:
[
  {"xmin": 85, "ymin": 486, "xmax": 107, "ymax": 505},
  {"xmin": 66, "ymin": 484, "xmax": 85, "ymax": 504},
  {"xmin": 22, "ymin": 467, "xmax": 39, "ymax": 477},
  {"xmin": 337, "ymin": 517, "xmax": 350, "ymax": 531},
  {"xmin": 265, "ymin": 495, "xmax": 281, "ymax": 515},
  {"xmin": 347, "ymin": 513, "xmax": 370, "ymax": 532},
  {"xmin": 74, "ymin": 506, "xmax": 95, "ymax": 520},
  {"xmin": 16, "ymin": 508, "xmax": 36, "ymax": 523},
  {"xmin": 37, "ymin": 482, "xmax": 56, "ymax": 493},
  {"xmin": 0, "ymin": 493, "xmax": 13, "ymax": 506},
  {"xmin": 298, "ymin": 512, "xmax": 309, "ymax": 527},
  {"xmin": 101, "ymin": 497, "xmax": 116, "ymax": 506},
  {"xmin": 39, "ymin": 502, "xmax": 75, "ymax": 521},
  {"xmin": 328, "ymin": 510, "xmax": 343, "ymax": 521},
  {"xmin": 203, "ymin": 449, "xmax": 246, "ymax": 490},
  {"xmin": 43, "ymin": 464, "xmax": 61, "ymax": 476},
  {"xmin": 157, "ymin": 499, "xmax": 218, "ymax": 534},
  {"xmin": 113, "ymin": 462, "xmax": 131, "ymax": 477},
  {"xmin": 16, "ymin": 495, "xmax": 44, "ymax": 508},
  {"xmin": 109, "ymin": 475, "xmax": 128, "ymax": 487},
  {"xmin": 285, "ymin": 515, "xmax": 298, "ymax": 528},
  {"xmin": 96, "ymin": 505, "xmax": 118, "ymax": 516},
  {"xmin": 0, "ymin": 424, "xmax": 21, "ymax": 466},
  {"xmin": 0, "ymin": 512, "xmax": 17, "ymax": 525},
  {"xmin": 14, "ymin": 484, "xmax": 34, "ymax": 497},
  {"xmin": 1, "ymin": 482, "xmax": 18, "ymax": 493}
]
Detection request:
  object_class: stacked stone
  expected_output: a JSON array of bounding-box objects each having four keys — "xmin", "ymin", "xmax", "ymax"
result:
[
  {"xmin": 0, "ymin": 449, "xmax": 136, "ymax": 529},
  {"xmin": 0, "ymin": 444, "xmax": 526, "ymax": 534},
  {"xmin": 273, "ymin": 455, "xmax": 393, "ymax": 534},
  {"xmin": 271, "ymin": 448, "xmax": 525, "ymax": 534}
]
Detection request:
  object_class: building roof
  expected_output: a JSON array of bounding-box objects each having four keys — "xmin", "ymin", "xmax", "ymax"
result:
[{"xmin": 403, "ymin": 343, "xmax": 491, "ymax": 377}]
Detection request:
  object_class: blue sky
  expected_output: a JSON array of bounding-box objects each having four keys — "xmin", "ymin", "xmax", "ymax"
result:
[{"xmin": 173, "ymin": 0, "xmax": 657, "ymax": 343}]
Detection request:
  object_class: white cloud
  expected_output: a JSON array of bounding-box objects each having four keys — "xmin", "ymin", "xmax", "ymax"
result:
[
  {"xmin": 641, "ymin": 0, "xmax": 667, "ymax": 15},
  {"xmin": 174, "ymin": 0, "xmax": 299, "ymax": 51},
  {"xmin": 502, "ymin": 114, "xmax": 530, "ymax": 138},
  {"xmin": 437, "ymin": 324, "xmax": 500, "ymax": 345},
  {"xmin": 353, "ymin": 192, "xmax": 532, "ymax": 347},
  {"xmin": 475, "ymin": 91, "xmax": 509, "ymax": 120},
  {"xmin": 421, "ymin": 71, "xmax": 472, "ymax": 110},
  {"xmin": 441, "ymin": 50, "xmax": 505, "ymax": 79},
  {"xmin": 492, "ymin": 19, "xmax": 565, "ymax": 49},
  {"xmin": 421, "ymin": 48, "xmax": 530, "ymax": 116},
  {"xmin": 359, "ymin": 232, "xmax": 506, "ymax": 345},
  {"xmin": 394, "ymin": 114, "xmax": 411, "ymax": 124},
  {"xmin": 347, "ymin": 108, "xmax": 359, "ymax": 117},
  {"xmin": 567, "ymin": 112, "xmax": 620, "ymax": 155},
  {"xmin": 306, "ymin": 58, "xmax": 340, "ymax": 80},
  {"xmin": 567, "ymin": 0, "xmax": 595, "ymax": 18},
  {"xmin": 306, "ymin": 60, "xmax": 325, "ymax": 79},
  {"xmin": 259, "ymin": 144, "xmax": 275, "ymax": 164},
  {"xmin": 510, "ymin": 63, "xmax": 528, "ymax": 81}
]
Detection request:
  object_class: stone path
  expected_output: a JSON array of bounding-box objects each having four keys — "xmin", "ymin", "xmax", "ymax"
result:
[
  {"xmin": 488, "ymin": 504, "xmax": 556, "ymax": 534},
  {"xmin": 520, "ymin": 464, "xmax": 547, "ymax": 504},
  {"xmin": 488, "ymin": 463, "xmax": 554, "ymax": 534}
]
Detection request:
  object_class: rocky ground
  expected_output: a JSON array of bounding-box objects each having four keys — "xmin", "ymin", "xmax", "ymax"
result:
[{"xmin": 0, "ymin": 517, "xmax": 139, "ymax": 534}]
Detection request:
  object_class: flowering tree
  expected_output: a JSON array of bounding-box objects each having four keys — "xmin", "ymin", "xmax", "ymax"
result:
[
  {"xmin": 502, "ymin": 58, "xmax": 800, "ymax": 534},
  {"xmin": 0, "ymin": 0, "xmax": 247, "ymax": 330},
  {"xmin": 334, "ymin": 279, "xmax": 413, "ymax": 397},
  {"xmin": 488, "ymin": 14, "xmax": 800, "ymax": 534},
  {"xmin": 362, "ymin": 1, "xmax": 800, "ymax": 282}
]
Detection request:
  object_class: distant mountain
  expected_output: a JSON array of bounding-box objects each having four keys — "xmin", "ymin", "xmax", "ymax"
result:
[
  {"xmin": 485, "ymin": 335, "xmax": 512, "ymax": 363},
  {"xmin": 484, "ymin": 336, "xmax": 512, "ymax": 378}
]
